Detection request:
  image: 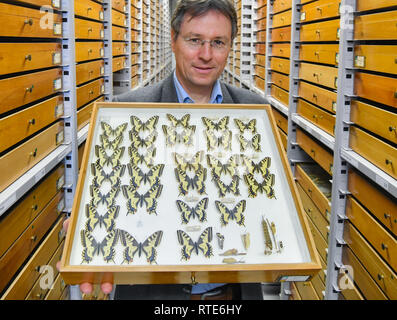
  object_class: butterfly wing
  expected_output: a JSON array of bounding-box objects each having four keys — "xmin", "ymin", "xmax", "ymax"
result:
[
  {"xmin": 258, "ymin": 157, "xmax": 271, "ymax": 177},
  {"xmin": 122, "ymin": 185, "xmax": 140, "ymax": 215},
  {"xmin": 119, "ymin": 229, "xmax": 140, "ymax": 263},
  {"xmin": 85, "ymin": 204, "xmax": 100, "ymax": 232},
  {"xmin": 205, "ymin": 130, "xmax": 217, "ymax": 151},
  {"xmin": 128, "ymin": 164, "xmax": 144, "ymax": 188},
  {"xmin": 230, "ymin": 200, "xmax": 246, "ymax": 226},
  {"xmin": 220, "ymin": 130, "xmax": 232, "ymax": 151},
  {"xmin": 100, "ymin": 205, "xmax": 120, "ymax": 232},
  {"xmin": 193, "ymin": 197, "xmax": 208, "ymax": 222},
  {"xmin": 145, "ymin": 163, "xmax": 165, "ymax": 186},
  {"xmin": 207, "ymin": 154, "xmax": 223, "ymax": 177},
  {"xmin": 142, "ymin": 183, "xmax": 163, "ymax": 215},
  {"xmin": 176, "ymin": 200, "xmax": 194, "ymax": 224},
  {"xmin": 90, "ymin": 186, "xmax": 105, "ymax": 207},
  {"xmin": 252, "ymin": 134, "xmax": 261, "ymax": 152},
  {"xmin": 141, "ymin": 231, "xmax": 163, "ymax": 264},
  {"xmin": 144, "ymin": 115, "xmax": 159, "ymax": 131},
  {"xmin": 91, "ymin": 163, "xmax": 107, "ymax": 187},
  {"xmin": 194, "ymin": 169, "xmax": 207, "ymax": 195},
  {"xmin": 177, "ymin": 230, "xmax": 195, "ymax": 261},
  {"xmin": 215, "ymin": 200, "xmax": 231, "ymax": 226},
  {"xmin": 244, "ymin": 173, "xmax": 259, "ymax": 198},
  {"xmin": 162, "ymin": 125, "xmax": 176, "ymax": 146},
  {"xmin": 174, "ymin": 168, "xmax": 190, "ymax": 196},
  {"xmin": 197, "ymin": 227, "xmax": 213, "ymax": 258},
  {"xmin": 100, "ymin": 229, "xmax": 119, "ymax": 263},
  {"xmin": 167, "ymin": 113, "xmax": 190, "ymax": 128},
  {"xmin": 80, "ymin": 230, "xmax": 99, "ymax": 264},
  {"xmin": 130, "ymin": 116, "xmax": 144, "ymax": 132}
]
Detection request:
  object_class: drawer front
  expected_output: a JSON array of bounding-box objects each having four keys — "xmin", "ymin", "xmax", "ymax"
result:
[
  {"xmin": 300, "ymin": 62, "xmax": 338, "ymax": 89},
  {"xmin": 76, "ymin": 78, "xmax": 105, "ymax": 109},
  {"xmin": 131, "ymin": 53, "xmax": 139, "ymax": 65},
  {"xmin": 0, "ymin": 68, "xmax": 63, "ymax": 115},
  {"xmin": 300, "ymin": 0, "xmax": 341, "ymax": 23},
  {"xmin": 271, "ymin": 71, "xmax": 289, "ymax": 91},
  {"xmin": 131, "ymin": 74, "xmax": 139, "ymax": 89},
  {"xmin": 77, "ymin": 97, "xmax": 103, "ymax": 131},
  {"xmin": 271, "ymin": 84, "xmax": 289, "ymax": 106},
  {"xmin": 354, "ymin": 45, "xmax": 397, "ymax": 75},
  {"xmin": 273, "ymin": 0, "xmax": 292, "ymax": 14},
  {"xmin": 255, "ymin": 53, "xmax": 266, "ymax": 67},
  {"xmin": 278, "ymin": 128, "xmax": 288, "ymax": 151},
  {"xmin": 348, "ymin": 169, "xmax": 397, "ymax": 237},
  {"xmin": 75, "ymin": 0, "xmax": 104, "ymax": 21},
  {"xmin": 272, "ymin": 107, "xmax": 288, "ymax": 133},
  {"xmin": 340, "ymin": 277, "xmax": 365, "ymax": 300},
  {"xmin": 113, "ymin": 42, "xmax": 128, "ymax": 57},
  {"xmin": 0, "ymin": 43, "xmax": 62, "ymax": 76},
  {"xmin": 1, "ymin": 215, "xmax": 66, "ymax": 300},
  {"xmin": 271, "ymin": 43, "xmax": 290, "ymax": 58},
  {"xmin": 270, "ymin": 57, "xmax": 290, "ymax": 74},
  {"xmin": 346, "ymin": 196, "xmax": 397, "ymax": 272},
  {"xmin": 76, "ymin": 60, "xmax": 104, "ymax": 86},
  {"xmin": 0, "ymin": 3, "xmax": 62, "ymax": 38},
  {"xmin": 256, "ymin": 17, "xmax": 267, "ymax": 31},
  {"xmin": 131, "ymin": 64, "xmax": 139, "ymax": 76},
  {"xmin": 112, "ymin": 25, "xmax": 128, "ymax": 41},
  {"xmin": 311, "ymin": 272, "xmax": 325, "ymax": 300},
  {"xmin": 254, "ymin": 76, "xmax": 265, "ymax": 91},
  {"xmin": 305, "ymin": 210, "xmax": 328, "ymax": 263},
  {"xmin": 255, "ymin": 65, "xmax": 266, "ymax": 79},
  {"xmin": 295, "ymin": 281, "xmax": 320, "ymax": 300},
  {"xmin": 14, "ymin": 1, "xmax": 61, "ymax": 8},
  {"xmin": 297, "ymin": 98, "xmax": 336, "ymax": 136},
  {"xmin": 75, "ymin": 42, "xmax": 104, "ymax": 63},
  {"xmin": 299, "ymin": 44, "xmax": 339, "ymax": 66},
  {"xmin": 344, "ymin": 221, "xmax": 397, "ymax": 300},
  {"xmin": 256, "ymin": 43, "xmax": 266, "ymax": 55},
  {"xmin": 350, "ymin": 100, "xmax": 397, "ymax": 145},
  {"xmin": 356, "ymin": 0, "xmax": 397, "ymax": 12},
  {"xmin": 112, "ymin": 0, "xmax": 126, "ymax": 12},
  {"xmin": 0, "ymin": 163, "xmax": 64, "ymax": 258},
  {"xmin": 300, "ymin": 19, "xmax": 340, "ymax": 42},
  {"xmin": 272, "ymin": 10, "xmax": 292, "ymax": 28},
  {"xmin": 0, "ymin": 191, "xmax": 64, "ymax": 293},
  {"xmin": 0, "ymin": 95, "xmax": 64, "ymax": 153},
  {"xmin": 75, "ymin": 18, "xmax": 104, "ymax": 40},
  {"xmin": 299, "ymin": 81, "xmax": 337, "ymax": 114},
  {"xmin": 296, "ymin": 129, "xmax": 334, "ymax": 175},
  {"xmin": 112, "ymin": 9, "xmax": 127, "ymax": 27},
  {"xmin": 0, "ymin": 121, "xmax": 64, "ymax": 192},
  {"xmin": 354, "ymin": 10, "xmax": 397, "ymax": 40},
  {"xmin": 271, "ymin": 26, "xmax": 291, "ymax": 42},
  {"xmin": 256, "ymin": 30, "xmax": 266, "ymax": 43},
  {"xmin": 44, "ymin": 272, "xmax": 67, "ymax": 300},
  {"xmin": 289, "ymin": 282, "xmax": 302, "ymax": 300},
  {"xmin": 355, "ymin": 72, "xmax": 397, "ymax": 108},
  {"xmin": 349, "ymin": 126, "xmax": 397, "ymax": 179}
]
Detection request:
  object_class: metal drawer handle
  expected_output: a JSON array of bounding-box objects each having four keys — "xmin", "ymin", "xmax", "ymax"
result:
[
  {"xmin": 30, "ymin": 148, "xmax": 37, "ymax": 157},
  {"xmin": 389, "ymin": 126, "xmax": 396, "ymax": 132},
  {"xmin": 31, "ymin": 235, "xmax": 37, "ymax": 242},
  {"xmin": 88, "ymin": 27, "xmax": 93, "ymax": 32},
  {"xmin": 24, "ymin": 18, "xmax": 33, "ymax": 26},
  {"xmin": 31, "ymin": 204, "xmax": 38, "ymax": 211},
  {"xmin": 25, "ymin": 54, "xmax": 32, "ymax": 61},
  {"xmin": 26, "ymin": 85, "xmax": 34, "ymax": 93},
  {"xmin": 88, "ymin": 49, "xmax": 93, "ymax": 54},
  {"xmin": 29, "ymin": 118, "xmax": 36, "ymax": 125},
  {"xmin": 385, "ymin": 159, "xmax": 393, "ymax": 165},
  {"xmin": 381, "ymin": 243, "xmax": 388, "ymax": 250},
  {"xmin": 377, "ymin": 274, "xmax": 384, "ymax": 281},
  {"xmin": 310, "ymin": 149, "xmax": 315, "ymax": 156},
  {"xmin": 316, "ymin": 7, "xmax": 323, "ymax": 13}
]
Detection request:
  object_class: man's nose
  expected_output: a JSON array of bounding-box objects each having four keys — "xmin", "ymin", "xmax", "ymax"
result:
[{"xmin": 198, "ymin": 42, "xmax": 213, "ymax": 60}]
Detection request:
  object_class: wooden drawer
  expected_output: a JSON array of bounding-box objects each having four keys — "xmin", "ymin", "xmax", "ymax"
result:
[
  {"xmin": 354, "ymin": 10, "xmax": 397, "ymax": 40},
  {"xmin": 75, "ymin": 0, "xmax": 104, "ymax": 22},
  {"xmin": 296, "ymin": 163, "xmax": 332, "ymax": 222},
  {"xmin": 272, "ymin": 107, "xmax": 288, "ymax": 133},
  {"xmin": 270, "ymin": 57, "xmax": 290, "ymax": 74},
  {"xmin": 289, "ymin": 282, "xmax": 302, "ymax": 300},
  {"xmin": 113, "ymin": 56, "xmax": 127, "ymax": 72},
  {"xmin": 271, "ymin": 84, "xmax": 289, "ymax": 106},
  {"xmin": 300, "ymin": 19, "xmax": 340, "ymax": 42},
  {"xmin": 77, "ymin": 97, "xmax": 103, "ymax": 131},
  {"xmin": 297, "ymin": 99, "xmax": 336, "ymax": 136},
  {"xmin": 299, "ymin": 81, "xmax": 337, "ymax": 114},
  {"xmin": 348, "ymin": 169, "xmax": 397, "ymax": 237},
  {"xmin": 255, "ymin": 65, "xmax": 266, "ymax": 79},
  {"xmin": 346, "ymin": 196, "xmax": 397, "ymax": 272},
  {"xmin": 256, "ymin": 3, "xmax": 267, "ymax": 18},
  {"xmin": 255, "ymin": 53, "xmax": 266, "ymax": 67},
  {"xmin": 350, "ymin": 100, "xmax": 397, "ymax": 145},
  {"xmin": 271, "ymin": 26, "xmax": 291, "ymax": 42},
  {"xmin": 305, "ymin": 210, "xmax": 328, "ymax": 263},
  {"xmin": 254, "ymin": 75, "xmax": 265, "ymax": 91},
  {"xmin": 0, "ymin": 3, "xmax": 62, "ymax": 38},
  {"xmin": 271, "ymin": 71, "xmax": 289, "ymax": 91},
  {"xmin": 349, "ymin": 126, "xmax": 397, "ymax": 179},
  {"xmin": 131, "ymin": 53, "xmax": 139, "ymax": 65},
  {"xmin": 131, "ymin": 74, "xmax": 139, "ymax": 89},
  {"xmin": 342, "ymin": 246, "xmax": 388, "ymax": 300},
  {"xmin": 0, "ymin": 43, "xmax": 62, "ymax": 76},
  {"xmin": 278, "ymin": 128, "xmax": 288, "ymax": 151},
  {"xmin": 0, "ymin": 191, "xmax": 64, "ymax": 293},
  {"xmin": 273, "ymin": 0, "xmax": 292, "ymax": 14},
  {"xmin": 296, "ymin": 129, "xmax": 333, "ymax": 175},
  {"xmin": 113, "ymin": 42, "xmax": 128, "ymax": 57},
  {"xmin": 112, "ymin": 0, "xmax": 126, "ymax": 12},
  {"xmin": 0, "ymin": 96, "xmax": 64, "ymax": 153},
  {"xmin": 0, "ymin": 163, "xmax": 64, "ymax": 258},
  {"xmin": 256, "ymin": 30, "xmax": 266, "ymax": 42},
  {"xmin": 1, "ymin": 215, "xmax": 66, "ymax": 300},
  {"xmin": 300, "ymin": 0, "xmax": 341, "ymax": 23},
  {"xmin": 311, "ymin": 272, "xmax": 325, "ymax": 299},
  {"xmin": 0, "ymin": 68, "xmax": 62, "ymax": 115},
  {"xmin": 271, "ymin": 43, "xmax": 290, "ymax": 58},
  {"xmin": 112, "ymin": 9, "xmax": 127, "ymax": 27},
  {"xmin": 272, "ymin": 10, "xmax": 292, "ymax": 28},
  {"xmin": 75, "ymin": 42, "xmax": 104, "ymax": 63},
  {"xmin": 76, "ymin": 78, "xmax": 105, "ymax": 109},
  {"xmin": 299, "ymin": 44, "xmax": 339, "ymax": 66},
  {"xmin": 294, "ymin": 281, "xmax": 320, "ymax": 300},
  {"xmin": 75, "ymin": 18, "xmax": 104, "ymax": 40},
  {"xmin": 300, "ymin": 63, "xmax": 338, "ymax": 89},
  {"xmin": 355, "ymin": 72, "xmax": 397, "ymax": 108},
  {"xmin": 354, "ymin": 45, "xmax": 397, "ymax": 75},
  {"xmin": 131, "ymin": 64, "xmax": 139, "ymax": 76},
  {"xmin": 0, "ymin": 121, "xmax": 64, "ymax": 192},
  {"xmin": 44, "ymin": 272, "xmax": 67, "ymax": 300},
  {"xmin": 356, "ymin": 0, "xmax": 397, "ymax": 12},
  {"xmin": 344, "ymin": 221, "xmax": 397, "ymax": 300},
  {"xmin": 256, "ymin": 17, "xmax": 267, "ymax": 31},
  {"xmin": 256, "ymin": 43, "xmax": 266, "ymax": 55},
  {"xmin": 112, "ymin": 25, "xmax": 128, "ymax": 41},
  {"xmin": 76, "ymin": 60, "xmax": 104, "ymax": 86},
  {"xmin": 340, "ymin": 275, "xmax": 364, "ymax": 300},
  {"xmin": 13, "ymin": 0, "xmax": 61, "ymax": 9}
]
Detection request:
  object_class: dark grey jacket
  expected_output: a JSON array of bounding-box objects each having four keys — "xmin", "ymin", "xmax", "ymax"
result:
[{"xmin": 113, "ymin": 73, "xmax": 268, "ymax": 104}]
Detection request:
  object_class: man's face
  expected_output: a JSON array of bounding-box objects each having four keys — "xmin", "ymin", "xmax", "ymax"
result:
[{"xmin": 171, "ymin": 10, "xmax": 232, "ymax": 92}]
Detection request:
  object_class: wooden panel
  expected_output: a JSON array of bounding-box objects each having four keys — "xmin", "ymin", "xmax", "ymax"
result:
[
  {"xmin": 271, "ymin": 84, "xmax": 289, "ymax": 106},
  {"xmin": 255, "ymin": 53, "xmax": 266, "ymax": 67},
  {"xmin": 0, "ymin": 68, "xmax": 63, "ymax": 115},
  {"xmin": 299, "ymin": 44, "xmax": 339, "ymax": 66},
  {"xmin": 271, "ymin": 71, "xmax": 289, "ymax": 91},
  {"xmin": 0, "ymin": 95, "xmax": 64, "ymax": 153},
  {"xmin": 278, "ymin": 128, "xmax": 288, "ymax": 151},
  {"xmin": 295, "ymin": 281, "xmax": 320, "ymax": 300},
  {"xmin": 254, "ymin": 76, "xmax": 265, "ymax": 91},
  {"xmin": 78, "ymin": 141, "xmax": 86, "ymax": 170},
  {"xmin": 271, "ymin": 43, "xmax": 290, "ymax": 58},
  {"xmin": 349, "ymin": 126, "xmax": 397, "ymax": 179},
  {"xmin": 76, "ymin": 60, "xmax": 104, "ymax": 86},
  {"xmin": 113, "ymin": 42, "xmax": 128, "ymax": 57},
  {"xmin": 75, "ymin": 42, "xmax": 104, "ymax": 63},
  {"xmin": 256, "ymin": 17, "xmax": 267, "ymax": 31},
  {"xmin": 76, "ymin": 78, "xmax": 104, "ymax": 109},
  {"xmin": 44, "ymin": 273, "xmax": 66, "ymax": 300},
  {"xmin": 113, "ymin": 56, "xmax": 127, "ymax": 72},
  {"xmin": 354, "ymin": 10, "xmax": 397, "ymax": 40},
  {"xmin": 299, "ymin": 63, "xmax": 338, "ymax": 89},
  {"xmin": 112, "ymin": 0, "xmax": 126, "ymax": 12},
  {"xmin": 0, "ymin": 121, "xmax": 64, "ymax": 192},
  {"xmin": 271, "ymin": 26, "xmax": 291, "ymax": 42},
  {"xmin": 256, "ymin": 43, "xmax": 266, "ymax": 55},
  {"xmin": 311, "ymin": 272, "xmax": 325, "ymax": 299},
  {"xmin": 348, "ymin": 169, "xmax": 397, "ymax": 237},
  {"xmin": 77, "ymin": 96, "xmax": 104, "ymax": 131},
  {"xmin": 356, "ymin": 0, "xmax": 397, "ymax": 12},
  {"xmin": 272, "ymin": 10, "xmax": 292, "ymax": 28},
  {"xmin": 305, "ymin": 210, "xmax": 328, "ymax": 263},
  {"xmin": 112, "ymin": 25, "xmax": 127, "ymax": 41},
  {"xmin": 75, "ymin": 0, "xmax": 104, "ymax": 21},
  {"xmin": 112, "ymin": 9, "xmax": 127, "ymax": 28},
  {"xmin": 339, "ymin": 275, "xmax": 364, "ymax": 300},
  {"xmin": 300, "ymin": 0, "xmax": 341, "ymax": 22},
  {"xmin": 0, "ymin": 3, "xmax": 62, "ymax": 38},
  {"xmin": 297, "ymin": 99, "xmax": 336, "ymax": 136},
  {"xmin": 270, "ymin": 57, "xmax": 290, "ymax": 74},
  {"xmin": 273, "ymin": 0, "xmax": 292, "ymax": 14},
  {"xmin": 289, "ymin": 282, "xmax": 302, "ymax": 300},
  {"xmin": 299, "ymin": 81, "xmax": 337, "ymax": 114},
  {"xmin": 354, "ymin": 45, "xmax": 397, "ymax": 75},
  {"xmin": 272, "ymin": 107, "xmax": 288, "ymax": 133},
  {"xmin": 346, "ymin": 196, "xmax": 397, "ymax": 272},
  {"xmin": 13, "ymin": 0, "xmax": 61, "ymax": 8},
  {"xmin": 75, "ymin": 18, "xmax": 104, "ymax": 40},
  {"xmin": 255, "ymin": 65, "xmax": 266, "ymax": 79},
  {"xmin": 300, "ymin": 19, "xmax": 340, "ymax": 42}
]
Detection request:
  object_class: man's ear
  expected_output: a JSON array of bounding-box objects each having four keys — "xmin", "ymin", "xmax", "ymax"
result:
[{"xmin": 171, "ymin": 30, "xmax": 176, "ymax": 53}]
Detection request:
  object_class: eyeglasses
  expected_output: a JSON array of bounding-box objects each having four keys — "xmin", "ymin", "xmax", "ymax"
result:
[{"xmin": 182, "ymin": 37, "xmax": 229, "ymax": 51}]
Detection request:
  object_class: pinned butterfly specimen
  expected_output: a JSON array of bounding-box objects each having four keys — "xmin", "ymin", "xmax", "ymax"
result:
[
  {"xmin": 244, "ymin": 173, "xmax": 276, "ymax": 199},
  {"xmin": 130, "ymin": 115, "xmax": 159, "ymax": 132},
  {"xmin": 177, "ymin": 227, "xmax": 213, "ymax": 261},
  {"xmin": 207, "ymin": 154, "xmax": 239, "ymax": 177},
  {"xmin": 173, "ymin": 151, "xmax": 203, "ymax": 172},
  {"xmin": 174, "ymin": 168, "xmax": 207, "ymax": 196},
  {"xmin": 122, "ymin": 184, "xmax": 163, "ymax": 215},
  {"xmin": 215, "ymin": 200, "xmax": 247, "ymax": 227},
  {"xmin": 95, "ymin": 145, "xmax": 125, "ymax": 168},
  {"xmin": 85, "ymin": 204, "xmax": 120, "ymax": 232},
  {"xmin": 202, "ymin": 116, "xmax": 229, "ymax": 131},
  {"xmin": 90, "ymin": 185, "xmax": 120, "ymax": 208},
  {"xmin": 240, "ymin": 155, "xmax": 271, "ymax": 177},
  {"xmin": 176, "ymin": 197, "xmax": 208, "ymax": 224},
  {"xmin": 238, "ymin": 134, "xmax": 261, "ymax": 152},
  {"xmin": 129, "ymin": 130, "xmax": 157, "ymax": 149},
  {"xmin": 128, "ymin": 144, "xmax": 156, "ymax": 167},
  {"xmin": 91, "ymin": 163, "xmax": 126, "ymax": 188},
  {"xmin": 100, "ymin": 134, "xmax": 123, "ymax": 150},
  {"xmin": 127, "ymin": 163, "xmax": 164, "ymax": 188},
  {"xmin": 80, "ymin": 229, "xmax": 119, "ymax": 264},
  {"xmin": 162, "ymin": 125, "xmax": 195, "ymax": 147},
  {"xmin": 234, "ymin": 118, "xmax": 257, "ymax": 134},
  {"xmin": 119, "ymin": 229, "xmax": 163, "ymax": 264},
  {"xmin": 101, "ymin": 122, "xmax": 128, "ymax": 137},
  {"xmin": 212, "ymin": 174, "xmax": 241, "ymax": 198},
  {"xmin": 166, "ymin": 113, "xmax": 191, "ymax": 128},
  {"xmin": 205, "ymin": 129, "xmax": 232, "ymax": 151}
]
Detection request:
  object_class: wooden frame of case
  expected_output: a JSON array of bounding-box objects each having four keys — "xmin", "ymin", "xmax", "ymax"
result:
[{"xmin": 60, "ymin": 102, "xmax": 321, "ymax": 285}]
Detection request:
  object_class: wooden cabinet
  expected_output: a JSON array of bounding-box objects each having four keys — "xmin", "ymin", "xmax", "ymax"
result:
[
  {"xmin": 270, "ymin": 57, "xmax": 290, "ymax": 74},
  {"xmin": 299, "ymin": 81, "xmax": 337, "ymax": 114},
  {"xmin": 272, "ymin": 108, "xmax": 288, "ymax": 133},
  {"xmin": 75, "ymin": 42, "xmax": 104, "ymax": 63},
  {"xmin": 300, "ymin": 19, "xmax": 340, "ymax": 42},
  {"xmin": 297, "ymin": 99, "xmax": 336, "ymax": 136},
  {"xmin": 76, "ymin": 78, "xmax": 105, "ymax": 109},
  {"xmin": 76, "ymin": 60, "xmax": 105, "ymax": 86},
  {"xmin": 271, "ymin": 43, "xmax": 290, "ymax": 59},
  {"xmin": 354, "ymin": 45, "xmax": 397, "ymax": 75},
  {"xmin": 75, "ymin": 0, "xmax": 104, "ymax": 22},
  {"xmin": 271, "ymin": 71, "xmax": 289, "ymax": 91},
  {"xmin": 354, "ymin": 10, "xmax": 397, "ymax": 40},
  {"xmin": 271, "ymin": 84, "xmax": 289, "ymax": 106},
  {"xmin": 112, "ymin": 9, "xmax": 127, "ymax": 28},
  {"xmin": 300, "ymin": 63, "xmax": 338, "ymax": 89},
  {"xmin": 271, "ymin": 26, "xmax": 291, "ymax": 42},
  {"xmin": 272, "ymin": 10, "xmax": 292, "ymax": 28},
  {"xmin": 75, "ymin": 18, "xmax": 104, "ymax": 40},
  {"xmin": 299, "ymin": 44, "xmax": 339, "ymax": 66},
  {"xmin": 300, "ymin": 0, "xmax": 341, "ymax": 22}
]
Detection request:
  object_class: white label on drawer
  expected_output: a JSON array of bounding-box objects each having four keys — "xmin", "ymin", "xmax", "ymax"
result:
[
  {"xmin": 54, "ymin": 78, "xmax": 62, "ymax": 90},
  {"xmin": 100, "ymin": 66, "xmax": 105, "ymax": 75},
  {"xmin": 376, "ymin": 175, "xmax": 389, "ymax": 191},
  {"xmin": 123, "ymin": 5, "xmax": 127, "ymax": 12},
  {"xmin": 300, "ymin": 12, "xmax": 306, "ymax": 21},
  {"xmin": 55, "ymin": 103, "xmax": 64, "ymax": 118},
  {"xmin": 332, "ymin": 101, "xmax": 337, "ymax": 112},
  {"xmin": 57, "ymin": 174, "xmax": 65, "ymax": 190},
  {"xmin": 53, "ymin": 23, "xmax": 62, "ymax": 35},
  {"xmin": 0, "ymin": 194, "xmax": 17, "ymax": 216},
  {"xmin": 52, "ymin": 0, "xmax": 61, "ymax": 8},
  {"xmin": 99, "ymin": 11, "xmax": 104, "ymax": 20},
  {"xmin": 35, "ymin": 167, "xmax": 47, "ymax": 183},
  {"xmin": 278, "ymin": 275, "xmax": 310, "ymax": 282},
  {"xmin": 52, "ymin": 52, "xmax": 61, "ymax": 65},
  {"xmin": 56, "ymin": 130, "xmax": 64, "ymax": 145},
  {"xmin": 335, "ymin": 53, "xmax": 339, "ymax": 64},
  {"xmin": 336, "ymin": 28, "xmax": 340, "ymax": 39},
  {"xmin": 354, "ymin": 55, "xmax": 365, "ymax": 68},
  {"xmin": 101, "ymin": 85, "xmax": 105, "ymax": 94},
  {"xmin": 100, "ymin": 48, "xmax": 104, "ymax": 57},
  {"xmin": 100, "ymin": 29, "xmax": 104, "ymax": 39},
  {"xmin": 57, "ymin": 197, "xmax": 65, "ymax": 213}
]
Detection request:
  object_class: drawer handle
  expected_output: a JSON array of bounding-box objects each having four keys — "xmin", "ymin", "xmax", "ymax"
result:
[
  {"xmin": 29, "ymin": 118, "xmax": 36, "ymax": 125},
  {"xmin": 24, "ymin": 18, "xmax": 33, "ymax": 26},
  {"xmin": 89, "ymin": 90, "xmax": 94, "ymax": 95},
  {"xmin": 385, "ymin": 159, "xmax": 393, "ymax": 165},
  {"xmin": 30, "ymin": 148, "xmax": 37, "ymax": 157},
  {"xmin": 25, "ymin": 54, "xmax": 32, "ymax": 61},
  {"xmin": 31, "ymin": 204, "xmax": 38, "ymax": 211},
  {"xmin": 316, "ymin": 7, "xmax": 323, "ymax": 14},
  {"xmin": 31, "ymin": 235, "xmax": 37, "ymax": 242},
  {"xmin": 377, "ymin": 274, "xmax": 385, "ymax": 281},
  {"xmin": 26, "ymin": 85, "xmax": 34, "ymax": 93},
  {"xmin": 389, "ymin": 126, "xmax": 396, "ymax": 132},
  {"xmin": 88, "ymin": 27, "xmax": 93, "ymax": 33},
  {"xmin": 310, "ymin": 149, "xmax": 315, "ymax": 156},
  {"xmin": 88, "ymin": 49, "xmax": 93, "ymax": 54},
  {"xmin": 381, "ymin": 243, "xmax": 388, "ymax": 250}
]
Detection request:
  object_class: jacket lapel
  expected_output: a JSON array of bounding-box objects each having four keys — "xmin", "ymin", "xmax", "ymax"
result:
[
  {"xmin": 220, "ymin": 82, "xmax": 235, "ymax": 104},
  {"xmin": 160, "ymin": 73, "xmax": 179, "ymax": 102}
]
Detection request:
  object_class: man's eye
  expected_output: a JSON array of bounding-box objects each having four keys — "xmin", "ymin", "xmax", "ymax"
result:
[
  {"xmin": 189, "ymin": 38, "xmax": 201, "ymax": 44},
  {"xmin": 213, "ymin": 40, "xmax": 225, "ymax": 46}
]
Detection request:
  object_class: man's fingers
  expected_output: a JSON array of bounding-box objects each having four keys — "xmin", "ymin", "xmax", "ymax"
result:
[
  {"xmin": 101, "ymin": 282, "xmax": 113, "ymax": 295},
  {"xmin": 80, "ymin": 282, "xmax": 93, "ymax": 294},
  {"xmin": 63, "ymin": 218, "xmax": 70, "ymax": 233}
]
